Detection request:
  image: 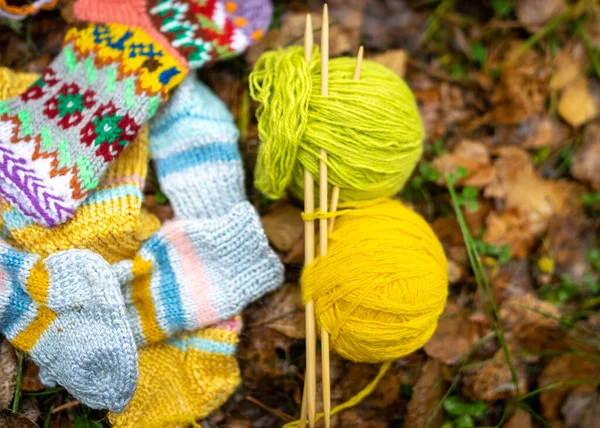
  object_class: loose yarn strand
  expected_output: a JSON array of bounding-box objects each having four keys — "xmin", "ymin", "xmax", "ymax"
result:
[{"xmin": 283, "ymin": 362, "xmax": 393, "ymax": 428}]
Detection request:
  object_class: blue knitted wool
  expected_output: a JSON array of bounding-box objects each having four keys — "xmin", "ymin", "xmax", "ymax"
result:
[
  {"xmin": 0, "ymin": 243, "xmax": 138, "ymax": 412},
  {"xmin": 149, "ymin": 74, "xmax": 245, "ymax": 219},
  {"xmin": 110, "ymin": 74, "xmax": 284, "ymax": 347},
  {"xmin": 113, "ymin": 202, "xmax": 283, "ymax": 347}
]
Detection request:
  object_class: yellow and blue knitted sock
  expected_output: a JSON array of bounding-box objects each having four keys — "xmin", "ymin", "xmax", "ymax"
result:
[
  {"xmin": 0, "ymin": 243, "xmax": 138, "ymax": 412},
  {"xmin": 109, "ymin": 317, "xmax": 242, "ymax": 428}
]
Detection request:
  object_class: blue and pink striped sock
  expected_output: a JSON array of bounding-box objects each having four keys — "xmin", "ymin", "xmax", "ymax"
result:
[{"xmin": 113, "ymin": 74, "xmax": 283, "ymax": 347}]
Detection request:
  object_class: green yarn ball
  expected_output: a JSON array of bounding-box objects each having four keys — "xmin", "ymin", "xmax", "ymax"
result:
[{"xmin": 249, "ymin": 46, "xmax": 424, "ymax": 202}]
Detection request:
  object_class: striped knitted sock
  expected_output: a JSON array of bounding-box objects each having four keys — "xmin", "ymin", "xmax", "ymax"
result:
[
  {"xmin": 0, "ymin": 0, "xmax": 272, "ymax": 227},
  {"xmin": 109, "ymin": 317, "xmax": 242, "ymax": 428},
  {"xmin": 114, "ymin": 203, "xmax": 283, "ymax": 347},
  {"xmin": 0, "ymin": 244, "xmax": 138, "ymax": 412},
  {"xmin": 149, "ymin": 72, "xmax": 245, "ymax": 219}
]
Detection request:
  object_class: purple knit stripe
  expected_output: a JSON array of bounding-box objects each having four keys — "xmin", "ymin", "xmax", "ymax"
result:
[{"xmin": 0, "ymin": 145, "xmax": 74, "ymax": 227}]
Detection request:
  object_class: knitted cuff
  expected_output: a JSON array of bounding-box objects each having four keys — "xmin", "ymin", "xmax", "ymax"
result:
[
  {"xmin": 117, "ymin": 201, "xmax": 283, "ymax": 347},
  {"xmin": 150, "ymin": 75, "xmax": 245, "ymax": 219}
]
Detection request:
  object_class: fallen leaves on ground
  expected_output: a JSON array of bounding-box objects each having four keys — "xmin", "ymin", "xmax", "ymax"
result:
[
  {"xmin": 0, "ymin": 340, "xmax": 16, "ymax": 411},
  {"xmin": 500, "ymin": 294, "xmax": 565, "ymax": 351},
  {"xmin": 571, "ymin": 122, "xmax": 600, "ymax": 190},
  {"xmin": 424, "ymin": 299, "xmax": 481, "ymax": 365},
  {"xmin": 405, "ymin": 358, "xmax": 445, "ymax": 428},
  {"xmin": 539, "ymin": 354, "xmax": 600, "ymax": 423}
]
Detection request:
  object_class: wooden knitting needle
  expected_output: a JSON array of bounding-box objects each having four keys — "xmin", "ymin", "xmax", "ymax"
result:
[
  {"xmin": 320, "ymin": 4, "xmax": 331, "ymax": 428},
  {"xmin": 328, "ymin": 45, "xmax": 364, "ymax": 233},
  {"xmin": 301, "ymin": 12, "xmax": 317, "ymax": 428}
]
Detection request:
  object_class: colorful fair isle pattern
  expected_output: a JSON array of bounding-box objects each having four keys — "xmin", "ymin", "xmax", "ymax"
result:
[
  {"xmin": 0, "ymin": 23, "xmax": 186, "ymax": 227},
  {"xmin": 0, "ymin": 67, "xmax": 159, "ymax": 263},
  {"xmin": 148, "ymin": 0, "xmax": 269, "ymax": 68}
]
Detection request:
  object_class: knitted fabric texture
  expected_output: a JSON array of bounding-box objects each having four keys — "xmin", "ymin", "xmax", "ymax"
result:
[
  {"xmin": 149, "ymin": 74, "xmax": 244, "ymax": 219},
  {"xmin": 0, "ymin": 243, "xmax": 138, "ymax": 412},
  {"xmin": 74, "ymin": 0, "xmax": 273, "ymax": 69},
  {"xmin": 0, "ymin": 67, "xmax": 159, "ymax": 262},
  {"xmin": 109, "ymin": 317, "xmax": 242, "ymax": 428},
  {"xmin": 114, "ymin": 203, "xmax": 283, "ymax": 347},
  {"xmin": 0, "ymin": 23, "xmax": 188, "ymax": 227}
]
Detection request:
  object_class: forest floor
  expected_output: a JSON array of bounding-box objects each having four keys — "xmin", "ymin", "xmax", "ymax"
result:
[{"xmin": 1, "ymin": 0, "xmax": 600, "ymax": 427}]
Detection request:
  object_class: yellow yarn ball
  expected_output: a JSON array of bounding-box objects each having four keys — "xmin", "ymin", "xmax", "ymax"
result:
[
  {"xmin": 249, "ymin": 46, "xmax": 424, "ymax": 202},
  {"xmin": 301, "ymin": 199, "xmax": 448, "ymax": 364}
]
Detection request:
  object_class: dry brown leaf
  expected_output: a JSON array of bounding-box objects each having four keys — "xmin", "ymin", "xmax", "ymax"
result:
[
  {"xmin": 561, "ymin": 389, "xmax": 600, "ymax": 428},
  {"xmin": 424, "ymin": 299, "xmax": 480, "ymax": 365},
  {"xmin": 260, "ymin": 204, "xmax": 304, "ymax": 253},
  {"xmin": 483, "ymin": 210, "xmax": 536, "ymax": 259},
  {"xmin": 252, "ymin": 283, "xmax": 305, "ymax": 340},
  {"xmin": 20, "ymin": 360, "xmax": 44, "ymax": 393},
  {"xmin": 504, "ymin": 408, "xmax": 534, "ymax": 428},
  {"xmin": 493, "ymin": 114, "xmax": 572, "ymax": 149},
  {"xmin": 466, "ymin": 346, "xmax": 528, "ymax": 401},
  {"xmin": 0, "ymin": 340, "xmax": 17, "ymax": 410},
  {"xmin": 431, "ymin": 140, "xmax": 495, "ymax": 188},
  {"xmin": 546, "ymin": 213, "xmax": 595, "ymax": 285},
  {"xmin": 558, "ymin": 77, "xmax": 599, "ymax": 127},
  {"xmin": 371, "ymin": 49, "xmax": 407, "ymax": 77},
  {"xmin": 0, "ymin": 413, "xmax": 37, "ymax": 428},
  {"xmin": 516, "ymin": 0, "xmax": 567, "ymax": 33},
  {"xmin": 492, "ymin": 46, "xmax": 551, "ymax": 125},
  {"xmin": 362, "ymin": 0, "xmax": 428, "ymax": 53},
  {"xmin": 490, "ymin": 260, "xmax": 534, "ymax": 305},
  {"xmin": 405, "ymin": 359, "xmax": 445, "ymax": 428},
  {"xmin": 500, "ymin": 294, "xmax": 565, "ymax": 351},
  {"xmin": 539, "ymin": 354, "xmax": 600, "ymax": 422},
  {"xmin": 550, "ymin": 42, "xmax": 587, "ymax": 91},
  {"xmin": 571, "ymin": 122, "xmax": 600, "ymax": 190},
  {"xmin": 484, "ymin": 147, "xmax": 569, "ymax": 236}
]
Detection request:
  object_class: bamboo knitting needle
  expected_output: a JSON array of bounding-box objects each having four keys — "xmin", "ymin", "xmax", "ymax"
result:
[
  {"xmin": 328, "ymin": 45, "xmax": 364, "ymax": 234},
  {"xmin": 320, "ymin": 4, "xmax": 331, "ymax": 427},
  {"xmin": 301, "ymin": 12, "xmax": 317, "ymax": 428}
]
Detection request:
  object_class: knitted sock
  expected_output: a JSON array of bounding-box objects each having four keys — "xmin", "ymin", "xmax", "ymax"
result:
[
  {"xmin": 0, "ymin": 67, "xmax": 159, "ymax": 262},
  {"xmin": 0, "ymin": 244, "xmax": 138, "ymax": 412},
  {"xmin": 109, "ymin": 317, "xmax": 242, "ymax": 428},
  {"xmin": 114, "ymin": 203, "xmax": 283, "ymax": 347},
  {"xmin": 0, "ymin": 0, "xmax": 272, "ymax": 227},
  {"xmin": 74, "ymin": 0, "xmax": 273, "ymax": 68},
  {"xmin": 149, "ymin": 74, "xmax": 244, "ymax": 219}
]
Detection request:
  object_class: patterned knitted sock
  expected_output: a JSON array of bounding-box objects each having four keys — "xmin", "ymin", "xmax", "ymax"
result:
[
  {"xmin": 74, "ymin": 0, "xmax": 273, "ymax": 68},
  {"xmin": 149, "ymin": 74, "xmax": 244, "ymax": 219},
  {"xmin": 0, "ymin": 244, "xmax": 138, "ymax": 412},
  {"xmin": 114, "ymin": 203, "xmax": 283, "ymax": 347},
  {"xmin": 0, "ymin": 0, "xmax": 272, "ymax": 227},
  {"xmin": 0, "ymin": 67, "xmax": 159, "ymax": 262},
  {"xmin": 109, "ymin": 317, "xmax": 242, "ymax": 428}
]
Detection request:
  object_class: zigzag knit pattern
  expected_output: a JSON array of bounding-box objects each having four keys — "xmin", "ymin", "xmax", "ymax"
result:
[
  {"xmin": 0, "ymin": 67, "xmax": 159, "ymax": 262},
  {"xmin": 114, "ymin": 203, "xmax": 283, "ymax": 347},
  {"xmin": 0, "ymin": 243, "xmax": 138, "ymax": 412},
  {"xmin": 109, "ymin": 317, "xmax": 242, "ymax": 428},
  {"xmin": 0, "ymin": 23, "xmax": 186, "ymax": 227}
]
